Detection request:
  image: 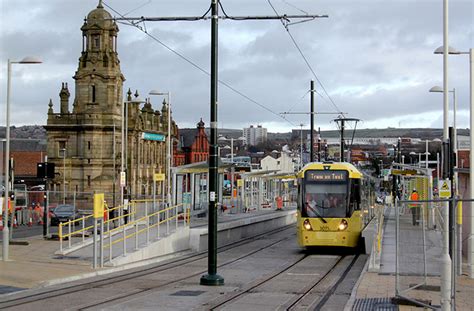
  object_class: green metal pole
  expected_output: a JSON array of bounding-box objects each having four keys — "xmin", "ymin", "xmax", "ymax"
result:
[{"xmin": 200, "ymin": 0, "xmax": 224, "ymax": 286}]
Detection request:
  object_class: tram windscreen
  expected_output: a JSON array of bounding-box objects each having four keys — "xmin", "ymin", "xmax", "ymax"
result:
[{"xmin": 303, "ymin": 183, "xmax": 348, "ymax": 218}]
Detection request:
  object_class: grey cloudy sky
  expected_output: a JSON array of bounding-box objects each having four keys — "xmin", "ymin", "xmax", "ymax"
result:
[{"xmin": 0, "ymin": 0, "xmax": 472, "ymax": 133}]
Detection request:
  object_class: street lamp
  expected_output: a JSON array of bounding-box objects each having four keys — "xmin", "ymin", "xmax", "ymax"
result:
[
  {"xmin": 120, "ymin": 96, "xmax": 145, "ymax": 207},
  {"xmin": 3, "ymin": 56, "xmax": 42, "ymax": 261},
  {"xmin": 149, "ymin": 90, "xmax": 172, "ymax": 209},
  {"xmin": 61, "ymin": 148, "xmax": 66, "ymax": 204},
  {"xmin": 430, "ymin": 85, "xmax": 457, "ymax": 156},
  {"xmin": 435, "ymin": 46, "xmax": 474, "ymax": 279}
]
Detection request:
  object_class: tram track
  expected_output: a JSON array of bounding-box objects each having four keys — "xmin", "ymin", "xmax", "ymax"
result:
[
  {"xmin": 0, "ymin": 225, "xmax": 295, "ymax": 310},
  {"xmin": 207, "ymin": 254, "xmax": 359, "ymax": 311}
]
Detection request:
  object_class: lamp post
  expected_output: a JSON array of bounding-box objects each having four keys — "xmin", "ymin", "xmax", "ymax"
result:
[
  {"xmin": 3, "ymin": 57, "xmax": 42, "ymax": 261},
  {"xmin": 149, "ymin": 90, "xmax": 172, "ymax": 209},
  {"xmin": 120, "ymin": 97, "xmax": 145, "ymax": 209},
  {"xmin": 435, "ymin": 46, "xmax": 474, "ymax": 279},
  {"xmin": 61, "ymin": 148, "xmax": 66, "ymax": 204}
]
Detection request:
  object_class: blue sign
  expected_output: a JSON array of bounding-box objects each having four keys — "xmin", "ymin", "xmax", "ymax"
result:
[{"xmin": 141, "ymin": 132, "xmax": 166, "ymax": 141}]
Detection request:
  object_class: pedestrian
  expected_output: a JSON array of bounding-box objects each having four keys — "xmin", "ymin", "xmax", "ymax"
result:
[
  {"xmin": 409, "ymin": 189, "xmax": 420, "ymax": 226},
  {"xmin": 123, "ymin": 198, "xmax": 129, "ymax": 224}
]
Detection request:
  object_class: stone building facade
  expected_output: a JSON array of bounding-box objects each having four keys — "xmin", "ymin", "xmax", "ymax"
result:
[{"xmin": 45, "ymin": 1, "xmax": 176, "ymax": 203}]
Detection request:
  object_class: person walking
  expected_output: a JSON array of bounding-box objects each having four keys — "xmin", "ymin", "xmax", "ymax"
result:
[{"xmin": 409, "ymin": 189, "xmax": 420, "ymax": 226}]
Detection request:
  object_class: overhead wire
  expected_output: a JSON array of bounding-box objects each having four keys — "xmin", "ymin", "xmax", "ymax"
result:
[
  {"xmin": 103, "ymin": 1, "xmax": 296, "ymax": 127},
  {"xmin": 266, "ymin": 0, "xmax": 343, "ymax": 115}
]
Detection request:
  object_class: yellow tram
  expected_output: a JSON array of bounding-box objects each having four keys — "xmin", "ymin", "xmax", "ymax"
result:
[{"xmin": 296, "ymin": 162, "xmax": 375, "ymax": 249}]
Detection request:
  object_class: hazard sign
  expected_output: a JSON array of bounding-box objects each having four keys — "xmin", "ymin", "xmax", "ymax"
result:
[{"xmin": 438, "ymin": 179, "xmax": 452, "ymax": 198}]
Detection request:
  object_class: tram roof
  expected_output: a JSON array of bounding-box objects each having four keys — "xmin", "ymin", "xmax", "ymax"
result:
[
  {"xmin": 173, "ymin": 159, "xmax": 232, "ymax": 174},
  {"xmin": 240, "ymin": 170, "xmax": 296, "ymax": 180}
]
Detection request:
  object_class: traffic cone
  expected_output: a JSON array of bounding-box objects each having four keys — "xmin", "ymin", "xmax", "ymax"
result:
[
  {"xmin": 13, "ymin": 217, "xmax": 18, "ymax": 228},
  {"xmin": 28, "ymin": 217, "xmax": 33, "ymax": 227}
]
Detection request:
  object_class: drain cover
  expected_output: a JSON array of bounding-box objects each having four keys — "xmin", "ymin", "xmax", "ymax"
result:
[
  {"xmin": 170, "ymin": 290, "xmax": 206, "ymax": 297},
  {"xmin": 352, "ymin": 298, "xmax": 398, "ymax": 311}
]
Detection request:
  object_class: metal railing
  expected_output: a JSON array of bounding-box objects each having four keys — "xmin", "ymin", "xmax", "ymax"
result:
[
  {"xmin": 58, "ymin": 199, "xmax": 190, "ymax": 267},
  {"xmin": 58, "ymin": 213, "xmax": 94, "ymax": 253}
]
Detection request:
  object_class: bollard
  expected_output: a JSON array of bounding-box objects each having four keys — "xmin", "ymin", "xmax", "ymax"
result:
[
  {"xmin": 59, "ymin": 223, "xmax": 63, "ymax": 253},
  {"xmin": 135, "ymin": 220, "xmax": 139, "ymax": 250},
  {"xmin": 82, "ymin": 216, "xmax": 85, "ymax": 242},
  {"xmin": 68, "ymin": 221, "xmax": 72, "ymax": 249},
  {"xmin": 108, "ymin": 218, "xmax": 112, "ymax": 262},
  {"xmin": 145, "ymin": 201, "xmax": 149, "ymax": 245},
  {"xmin": 100, "ymin": 219, "xmax": 104, "ymax": 268},
  {"xmin": 123, "ymin": 220, "xmax": 127, "ymax": 256},
  {"xmin": 167, "ymin": 208, "xmax": 169, "ymax": 235}
]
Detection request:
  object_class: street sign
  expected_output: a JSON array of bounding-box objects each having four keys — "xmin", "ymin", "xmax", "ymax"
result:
[
  {"xmin": 382, "ymin": 169, "xmax": 391, "ymax": 176},
  {"xmin": 120, "ymin": 171, "xmax": 126, "ymax": 187},
  {"xmin": 154, "ymin": 173, "xmax": 165, "ymax": 182},
  {"xmin": 438, "ymin": 179, "xmax": 452, "ymax": 198}
]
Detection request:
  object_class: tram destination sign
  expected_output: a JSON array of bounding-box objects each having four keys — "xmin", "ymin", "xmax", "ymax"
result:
[{"xmin": 305, "ymin": 170, "xmax": 348, "ymax": 182}]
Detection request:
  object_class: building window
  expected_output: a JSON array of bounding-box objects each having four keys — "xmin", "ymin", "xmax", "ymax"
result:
[
  {"xmin": 58, "ymin": 141, "xmax": 66, "ymax": 156},
  {"xmin": 92, "ymin": 35, "xmax": 100, "ymax": 49},
  {"xmin": 88, "ymin": 141, "xmax": 91, "ymax": 150},
  {"xmin": 91, "ymin": 85, "xmax": 96, "ymax": 102},
  {"xmin": 87, "ymin": 175, "xmax": 91, "ymax": 186}
]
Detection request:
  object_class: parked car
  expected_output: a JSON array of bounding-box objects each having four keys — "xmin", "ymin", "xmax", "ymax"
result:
[{"xmin": 50, "ymin": 204, "xmax": 78, "ymax": 226}]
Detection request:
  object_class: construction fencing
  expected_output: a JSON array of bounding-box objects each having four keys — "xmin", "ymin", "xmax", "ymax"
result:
[{"xmin": 395, "ymin": 195, "xmax": 472, "ymax": 310}]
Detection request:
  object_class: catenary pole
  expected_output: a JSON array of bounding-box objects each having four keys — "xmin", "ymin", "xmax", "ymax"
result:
[
  {"xmin": 200, "ymin": 0, "xmax": 224, "ymax": 286},
  {"xmin": 111, "ymin": 2, "xmax": 328, "ymax": 287}
]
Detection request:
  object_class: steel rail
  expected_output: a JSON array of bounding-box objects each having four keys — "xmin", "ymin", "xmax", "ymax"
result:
[{"xmin": 0, "ymin": 225, "xmax": 295, "ymax": 309}]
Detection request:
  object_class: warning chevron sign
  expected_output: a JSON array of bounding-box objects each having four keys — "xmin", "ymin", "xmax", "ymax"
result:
[{"xmin": 438, "ymin": 179, "xmax": 451, "ymax": 198}]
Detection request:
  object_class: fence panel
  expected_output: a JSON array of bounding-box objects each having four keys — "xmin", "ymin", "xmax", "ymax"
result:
[{"xmin": 396, "ymin": 199, "xmax": 444, "ymax": 309}]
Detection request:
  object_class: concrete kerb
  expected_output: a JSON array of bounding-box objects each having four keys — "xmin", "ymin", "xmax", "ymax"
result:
[
  {"xmin": 343, "ymin": 254, "xmax": 371, "ymax": 311},
  {"xmin": 190, "ymin": 209, "xmax": 297, "ymax": 252},
  {"xmin": 39, "ymin": 249, "xmax": 194, "ymax": 288}
]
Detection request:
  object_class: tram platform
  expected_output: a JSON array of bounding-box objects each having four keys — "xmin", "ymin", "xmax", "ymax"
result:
[
  {"xmin": 0, "ymin": 206, "xmax": 296, "ymax": 293},
  {"xmin": 346, "ymin": 205, "xmax": 474, "ymax": 310}
]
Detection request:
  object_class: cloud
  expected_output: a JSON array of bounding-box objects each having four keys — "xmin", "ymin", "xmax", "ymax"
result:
[{"xmin": 0, "ymin": 0, "xmax": 472, "ymax": 133}]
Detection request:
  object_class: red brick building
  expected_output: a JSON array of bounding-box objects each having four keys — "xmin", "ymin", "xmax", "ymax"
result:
[{"xmin": 178, "ymin": 119, "xmax": 209, "ymax": 165}]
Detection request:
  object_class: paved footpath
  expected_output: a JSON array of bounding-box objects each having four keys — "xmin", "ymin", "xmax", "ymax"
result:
[{"xmin": 348, "ymin": 206, "xmax": 474, "ymax": 310}]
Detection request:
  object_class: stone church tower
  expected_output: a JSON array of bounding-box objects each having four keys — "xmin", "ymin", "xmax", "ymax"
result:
[{"xmin": 45, "ymin": 1, "xmax": 174, "ymax": 205}]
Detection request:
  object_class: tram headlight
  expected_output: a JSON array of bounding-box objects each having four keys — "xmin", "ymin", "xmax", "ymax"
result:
[
  {"xmin": 338, "ymin": 219, "xmax": 348, "ymax": 231},
  {"xmin": 303, "ymin": 219, "xmax": 312, "ymax": 231}
]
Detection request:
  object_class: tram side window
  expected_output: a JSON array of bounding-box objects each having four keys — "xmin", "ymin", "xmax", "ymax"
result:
[{"xmin": 350, "ymin": 180, "xmax": 361, "ymax": 210}]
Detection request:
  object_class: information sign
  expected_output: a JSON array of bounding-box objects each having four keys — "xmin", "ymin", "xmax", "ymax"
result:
[
  {"xmin": 438, "ymin": 179, "xmax": 452, "ymax": 198},
  {"xmin": 154, "ymin": 173, "xmax": 165, "ymax": 182},
  {"xmin": 120, "ymin": 171, "xmax": 126, "ymax": 187}
]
